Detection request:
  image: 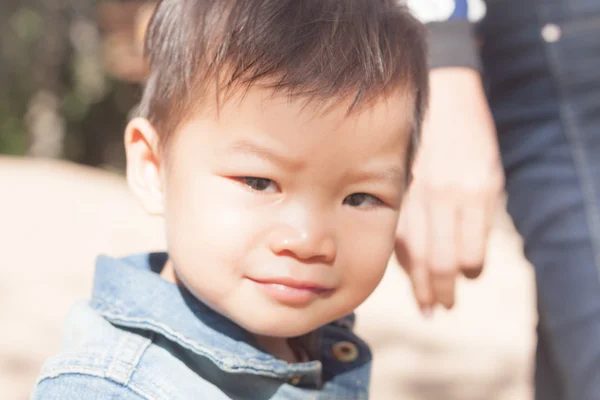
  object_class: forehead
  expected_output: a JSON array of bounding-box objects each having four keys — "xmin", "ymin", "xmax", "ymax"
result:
[
  {"xmin": 168, "ymin": 85, "xmax": 415, "ymax": 168},
  {"xmin": 206, "ymin": 85, "xmax": 411, "ymax": 137}
]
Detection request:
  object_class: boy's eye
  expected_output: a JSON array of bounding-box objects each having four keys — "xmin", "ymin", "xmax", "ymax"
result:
[
  {"xmin": 343, "ymin": 193, "xmax": 383, "ymax": 208},
  {"xmin": 238, "ymin": 177, "xmax": 279, "ymax": 193}
]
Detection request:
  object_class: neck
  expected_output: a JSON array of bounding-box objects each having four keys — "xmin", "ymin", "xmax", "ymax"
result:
[
  {"xmin": 160, "ymin": 258, "xmax": 179, "ymax": 284},
  {"xmin": 254, "ymin": 335, "xmax": 299, "ymax": 363}
]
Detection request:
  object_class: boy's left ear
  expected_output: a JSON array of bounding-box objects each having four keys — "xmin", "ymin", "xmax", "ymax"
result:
[{"xmin": 124, "ymin": 117, "xmax": 165, "ymax": 215}]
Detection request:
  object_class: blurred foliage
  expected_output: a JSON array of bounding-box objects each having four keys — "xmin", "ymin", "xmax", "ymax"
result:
[{"xmin": 0, "ymin": 0, "xmax": 146, "ymax": 170}]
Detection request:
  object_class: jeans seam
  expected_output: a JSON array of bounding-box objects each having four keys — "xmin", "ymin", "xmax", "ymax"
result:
[
  {"xmin": 539, "ymin": 28, "xmax": 600, "ymax": 285},
  {"xmin": 540, "ymin": 10, "xmax": 600, "ymax": 400},
  {"xmin": 531, "ymin": 3, "xmax": 600, "ymax": 398}
]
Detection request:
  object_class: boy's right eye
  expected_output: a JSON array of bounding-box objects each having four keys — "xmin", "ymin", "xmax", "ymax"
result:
[{"xmin": 236, "ymin": 177, "xmax": 279, "ymax": 193}]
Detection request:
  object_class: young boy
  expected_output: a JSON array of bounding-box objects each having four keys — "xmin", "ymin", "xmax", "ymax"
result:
[{"xmin": 33, "ymin": 0, "xmax": 428, "ymax": 398}]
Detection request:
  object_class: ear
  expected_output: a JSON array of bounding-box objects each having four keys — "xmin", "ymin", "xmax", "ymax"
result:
[{"xmin": 124, "ymin": 117, "xmax": 164, "ymax": 215}]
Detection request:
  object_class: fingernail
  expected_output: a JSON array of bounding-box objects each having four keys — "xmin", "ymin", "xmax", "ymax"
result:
[{"xmin": 421, "ymin": 307, "xmax": 433, "ymax": 319}]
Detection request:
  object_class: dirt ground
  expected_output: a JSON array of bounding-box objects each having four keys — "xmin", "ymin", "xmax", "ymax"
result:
[{"xmin": 0, "ymin": 156, "xmax": 536, "ymax": 399}]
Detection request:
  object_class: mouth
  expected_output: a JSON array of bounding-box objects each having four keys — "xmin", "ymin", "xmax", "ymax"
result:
[{"xmin": 248, "ymin": 277, "xmax": 334, "ymax": 306}]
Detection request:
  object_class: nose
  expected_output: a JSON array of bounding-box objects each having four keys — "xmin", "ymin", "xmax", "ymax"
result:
[{"xmin": 268, "ymin": 222, "xmax": 337, "ymax": 264}]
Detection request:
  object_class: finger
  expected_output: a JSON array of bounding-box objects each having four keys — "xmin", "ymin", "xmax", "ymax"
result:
[
  {"xmin": 458, "ymin": 202, "xmax": 487, "ymax": 279},
  {"xmin": 426, "ymin": 198, "xmax": 459, "ymax": 309},
  {"xmin": 395, "ymin": 237, "xmax": 434, "ymax": 313},
  {"xmin": 396, "ymin": 196, "xmax": 434, "ymax": 312},
  {"xmin": 410, "ymin": 264, "xmax": 434, "ymax": 317}
]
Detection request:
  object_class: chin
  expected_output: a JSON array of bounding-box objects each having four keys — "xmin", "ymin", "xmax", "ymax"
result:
[{"xmin": 237, "ymin": 314, "xmax": 325, "ymax": 338}]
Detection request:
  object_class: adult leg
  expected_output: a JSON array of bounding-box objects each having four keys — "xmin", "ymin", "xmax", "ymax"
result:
[{"xmin": 480, "ymin": 1, "xmax": 600, "ymax": 398}]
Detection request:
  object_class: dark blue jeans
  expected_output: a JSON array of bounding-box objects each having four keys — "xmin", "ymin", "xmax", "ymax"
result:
[{"xmin": 479, "ymin": 1, "xmax": 600, "ymax": 399}]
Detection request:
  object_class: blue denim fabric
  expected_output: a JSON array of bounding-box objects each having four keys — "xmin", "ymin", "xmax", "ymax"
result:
[
  {"xmin": 479, "ymin": 1, "xmax": 600, "ymax": 399},
  {"xmin": 32, "ymin": 254, "xmax": 372, "ymax": 399}
]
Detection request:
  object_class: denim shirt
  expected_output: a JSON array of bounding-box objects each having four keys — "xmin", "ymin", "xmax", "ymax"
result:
[{"xmin": 32, "ymin": 253, "xmax": 372, "ymax": 399}]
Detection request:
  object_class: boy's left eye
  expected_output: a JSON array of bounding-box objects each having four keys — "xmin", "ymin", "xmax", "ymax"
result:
[
  {"xmin": 343, "ymin": 193, "xmax": 384, "ymax": 208},
  {"xmin": 237, "ymin": 177, "xmax": 279, "ymax": 193}
]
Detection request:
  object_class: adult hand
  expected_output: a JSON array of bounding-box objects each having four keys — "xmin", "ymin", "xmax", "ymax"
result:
[{"xmin": 396, "ymin": 67, "xmax": 504, "ymax": 315}]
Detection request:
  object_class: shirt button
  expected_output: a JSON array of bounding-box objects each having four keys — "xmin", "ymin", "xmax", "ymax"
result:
[
  {"xmin": 541, "ymin": 23, "xmax": 562, "ymax": 43},
  {"xmin": 288, "ymin": 375, "xmax": 302, "ymax": 385},
  {"xmin": 332, "ymin": 341, "xmax": 359, "ymax": 363}
]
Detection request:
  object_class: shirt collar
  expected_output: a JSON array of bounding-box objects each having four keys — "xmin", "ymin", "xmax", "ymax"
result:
[{"xmin": 90, "ymin": 253, "xmax": 323, "ymax": 382}]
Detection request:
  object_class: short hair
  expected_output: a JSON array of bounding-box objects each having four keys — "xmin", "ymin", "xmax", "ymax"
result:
[{"xmin": 137, "ymin": 0, "xmax": 429, "ymax": 171}]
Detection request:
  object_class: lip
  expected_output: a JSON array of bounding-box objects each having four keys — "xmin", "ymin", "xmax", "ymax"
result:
[
  {"xmin": 250, "ymin": 277, "xmax": 332, "ymax": 291},
  {"xmin": 248, "ymin": 277, "xmax": 334, "ymax": 306}
]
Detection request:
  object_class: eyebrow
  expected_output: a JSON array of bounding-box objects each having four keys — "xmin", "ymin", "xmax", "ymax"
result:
[
  {"xmin": 356, "ymin": 166, "xmax": 406, "ymax": 185},
  {"xmin": 225, "ymin": 139, "xmax": 303, "ymax": 169},
  {"xmin": 377, "ymin": 167, "xmax": 406, "ymax": 183},
  {"xmin": 226, "ymin": 139, "xmax": 406, "ymax": 184}
]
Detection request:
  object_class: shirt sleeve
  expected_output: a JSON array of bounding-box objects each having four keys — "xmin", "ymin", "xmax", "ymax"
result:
[
  {"xmin": 406, "ymin": 0, "xmax": 486, "ymax": 70},
  {"xmin": 33, "ymin": 374, "xmax": 147, "ymax": 400}
]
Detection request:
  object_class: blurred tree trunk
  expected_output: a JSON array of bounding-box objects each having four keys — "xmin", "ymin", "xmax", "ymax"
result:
[{"xmin": 25, "ymin": 0, "xmax": 68, "ymax": 158}]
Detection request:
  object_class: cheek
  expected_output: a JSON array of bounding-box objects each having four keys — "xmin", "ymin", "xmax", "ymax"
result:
[
  {"xmin": 339, "ymin": 213, "xmax": 397, "ymax": 300},
  {"xmin": 162, "ymin": 174, "xmax": 264, "ymax": 292}
]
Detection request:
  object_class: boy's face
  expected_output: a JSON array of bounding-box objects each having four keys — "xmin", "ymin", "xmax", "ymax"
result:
[{"xmin": 127, "ymin": 87, "xmax": 414, "ymax": 338}]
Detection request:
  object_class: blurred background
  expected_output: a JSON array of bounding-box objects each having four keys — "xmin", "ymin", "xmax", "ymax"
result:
[
  {"xmin": 0, "ymin": 0, "xmax": 152, "ymax": 169},
  {"xmin": 0, "ymin": 1, "xmax": 536, "ymax": 399}
]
